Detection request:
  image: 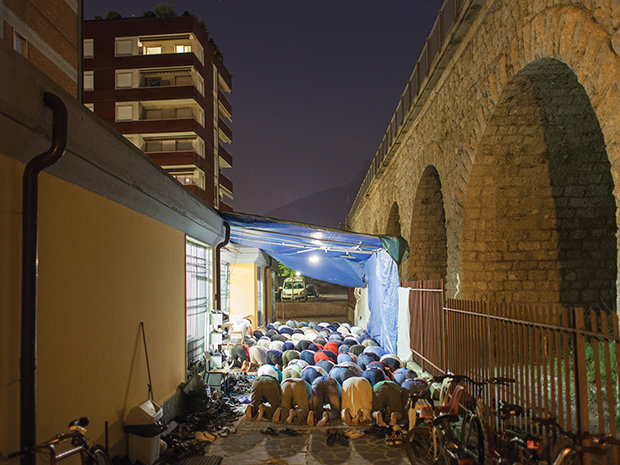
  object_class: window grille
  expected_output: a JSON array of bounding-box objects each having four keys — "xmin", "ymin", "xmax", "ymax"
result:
[{"xmin": 186, "ymin": 238, "xmax": 213, "ymax": 369}]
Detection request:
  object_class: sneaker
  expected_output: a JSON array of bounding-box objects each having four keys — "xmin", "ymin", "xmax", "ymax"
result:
[
  {"xmin": 256, "ymin": 404, "xmax": 265, "ymax": 421},
  {"xmin": 245, "ymin": 405, "xmax": 253, "ymax": 421},
  {"xmin": 285, "ymin": 408, "xmax": 295, "ymax": 424},
  {"xmin": 307, "ymin": 411, "xmax": 314, "ymax": 426},
  {"xmin": 272, "ymin": 407, "xmax": 282, "ymax": 423}
]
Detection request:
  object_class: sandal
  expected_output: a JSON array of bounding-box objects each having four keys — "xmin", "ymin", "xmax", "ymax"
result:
[{"xmin": 261, "ymin": 427, "xmax": 279, "ymax": 436}]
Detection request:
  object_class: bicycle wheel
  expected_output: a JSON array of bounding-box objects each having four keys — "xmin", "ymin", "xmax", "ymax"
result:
[
  {"xmin": 461, "ymin": 416, "xmax": 484, "ymax": 465},
  {"xmin": 87, "ymin": 445, "xmax": 112, "ymax": 465},
  {"xmin": 406, "ymin": 424, "xmax": 435, "ymax": 465}
]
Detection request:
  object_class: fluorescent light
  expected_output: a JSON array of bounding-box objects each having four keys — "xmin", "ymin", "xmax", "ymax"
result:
[{"xmin": 309, "ymin": 255, "xmax": 320, "ymax": 264}]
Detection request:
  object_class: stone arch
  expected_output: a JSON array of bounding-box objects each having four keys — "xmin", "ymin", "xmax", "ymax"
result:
[
  {"xmin": 385, "ymin": 201, "xmax": 401, "ymax": 236},
  {"xmin": 461, "ymin": 58, "xmax": 617, "ymax": 310},
  {"xmin": 404, "ymin": 165, "xmax": 448, "ymax": 282}
]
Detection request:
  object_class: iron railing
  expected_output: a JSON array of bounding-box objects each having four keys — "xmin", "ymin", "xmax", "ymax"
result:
[{"xmin": 347, "ymin": 0, "xmax": 471, "ymax": 224}]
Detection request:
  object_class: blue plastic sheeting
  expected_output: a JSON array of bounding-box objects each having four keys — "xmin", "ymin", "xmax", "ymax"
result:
[
  {"xmin": 220, "ymin": 212, "xmax": 400, "ymax": 354},
  {"xmin": 364, "ymin": 249, "xmax": 399, "ymax": 354},
  {"xmin": 221, "ymin": 212, "xmax": 385, "ymax": 288}
]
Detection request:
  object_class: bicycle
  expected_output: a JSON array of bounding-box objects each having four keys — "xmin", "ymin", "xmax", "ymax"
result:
[
  {"xmin": 532, "ymin": 416, "xmax": 620, "ymax": 465},
  {"xmin": 405, "ymin": 376, "xmax": 474, "ymax": 465},
  {"xmin": 457, "ymin": 375, "xmax": 538, "ymax": 465},
  {"xmin": 7, "ymin": 417, "xmax": 112, "ymax": 465}
]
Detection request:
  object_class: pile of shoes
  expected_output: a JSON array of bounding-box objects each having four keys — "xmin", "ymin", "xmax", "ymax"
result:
[{"xmin": 384, "ymin": 425, "xmax": 405, "ymax": 446}]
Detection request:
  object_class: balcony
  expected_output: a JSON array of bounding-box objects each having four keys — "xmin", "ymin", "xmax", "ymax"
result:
[
  {"xmin": 219, "ymin": 146, "xmax": 233, "ymax": 168},
  {"xmin": 219, "ymin": 200, "xmax": 233, "ymax": 212},
  {"xmin": 218, "ymin": 68, "xmax": 232, "ymax": 92},
  {"xmin": 218, "ymin": 118, "xmax": 232, "ymax": 143},
  {"xmin": 218, "ymin": 91, "xmax": 232, "ymax": 117},
  {"xmin": 219, "ymin": 172, "xmax": 233, "ymax": 193},
  {"xmin": 147, "ymin": 150, "xmax": 204, "ymax": 168},
  {"xmin": 116, "ymin": 118, "xmax": 203, "ymax": 135}
]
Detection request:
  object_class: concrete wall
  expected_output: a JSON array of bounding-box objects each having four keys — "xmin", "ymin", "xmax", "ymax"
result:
[
  {"xmin": 349, "ymin": 0, "xmax": 620, "ymax": 312},
  {"xmin": 1, "ymin": 153, "xmax": 186, "ymax": 455}
]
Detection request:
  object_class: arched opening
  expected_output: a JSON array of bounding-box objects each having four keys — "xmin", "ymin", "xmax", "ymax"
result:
[
  {"xmin": 405, "ymin": 165, "xmax": 448, "ymax": 282},
  {"xmin": 462, "ymin": 58, "xmax": 616, "ymax": 310},
  {"xmin": 385, "ymin": 202, "xmax": 401, "ymax": 236}
]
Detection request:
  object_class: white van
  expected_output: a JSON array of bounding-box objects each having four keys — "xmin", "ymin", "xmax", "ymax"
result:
[{"xmin": 281, "ymin": 277, "xmax": 307, "ymax": 301}]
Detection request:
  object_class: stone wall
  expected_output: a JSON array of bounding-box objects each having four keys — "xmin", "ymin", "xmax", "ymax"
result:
[{"xmin": 348, "ymin": 0, "xmax": 620, "ymax": 311}]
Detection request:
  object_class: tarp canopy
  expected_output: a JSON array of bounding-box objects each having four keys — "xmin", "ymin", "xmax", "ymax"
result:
[{"xmin": 220, "ymin": 212, "xmax": 409, "ymax": 353}]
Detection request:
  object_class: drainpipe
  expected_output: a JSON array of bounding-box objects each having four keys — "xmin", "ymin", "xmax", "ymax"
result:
[
  {"xmin": 215, "ymin": 222, "xmax": 230, "ymax": 311},
  {"xmin": 21, "ymin": 92, "xmax": 68, "ymax": 465}
]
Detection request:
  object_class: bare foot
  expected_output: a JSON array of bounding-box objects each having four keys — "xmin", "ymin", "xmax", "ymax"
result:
[
  {"xmin": 316, "ymin": 412, "xmax": 329, "ymax": 427},
  {"xmin": 245, "ymin": 405, "xmax": 253, "ymax": 421},
  {"xmin": 285, "ymin": 408, "xmax": 295, "ymax": 424},
  {"xmin": 389, "ymin": 412, "xmax": 399, "ymax": 426},
  {"xmin": 307, "ymin": 411, "xmax": 314, "ymax": 426},
  {"xmin": 342, "ymin": 409, "xmax": 353, "ymax": 426},
  {"xmin": 272, "ymin": 407, "xmax": 282, "ymax": 423},
  {"xmin": 256, "ymin": 404, "xmax": 265, "ymax": 421}
]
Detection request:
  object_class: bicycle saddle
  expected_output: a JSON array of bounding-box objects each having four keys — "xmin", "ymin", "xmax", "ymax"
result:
[{"xmin": 68, "ymin": 417, "xmax": 89, "ymax": 428}]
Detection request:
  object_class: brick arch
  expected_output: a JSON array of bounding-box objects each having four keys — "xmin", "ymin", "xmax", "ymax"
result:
[
  {"xmin": 403, "ymin": 165, "xmax": 447, "ymax": 282},
  {"xmin": 385, "ymin": 201, "xmax": 401, "ymax": 236},
  {"xmin": 461, "ymin": 57, "xmax": 617, "ymax": 309}
]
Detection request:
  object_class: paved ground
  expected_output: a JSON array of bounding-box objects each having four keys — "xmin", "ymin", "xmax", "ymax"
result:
[{"xmin": 206, "ymin": 417, "xmax": 411, "ymax": 465}]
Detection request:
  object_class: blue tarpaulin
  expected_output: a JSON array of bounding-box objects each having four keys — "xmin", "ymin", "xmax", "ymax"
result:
[{"xmin": 220, "ymin": 212, "xmax": 403, "ymax": 354}]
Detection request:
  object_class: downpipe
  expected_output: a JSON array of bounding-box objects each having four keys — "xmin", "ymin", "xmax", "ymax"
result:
[
  {"xmin": 214, "ymin": 222, "xmax": 231, "ymax": 311},
  {"xmin": 20, "ymin": 92, "xmax": 68, "ymax": 465}
]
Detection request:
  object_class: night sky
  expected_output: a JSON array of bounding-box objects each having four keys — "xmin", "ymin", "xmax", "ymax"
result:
[{"xmin": 85, "ymin": 1, "xmax": 445, "ymax": 224}]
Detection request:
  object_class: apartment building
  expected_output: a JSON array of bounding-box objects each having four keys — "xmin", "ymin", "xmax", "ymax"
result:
[
  {"xmin": 0, "ymin": 0, "xmax": 80, "ymax": 97},
  {"xmin": 84, "ymin": 15, "xmax": 233, "ymax": 209}
]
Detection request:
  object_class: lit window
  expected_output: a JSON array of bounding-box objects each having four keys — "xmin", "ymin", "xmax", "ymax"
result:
[
  {"xmin": 145, "ymin": 46, "xmax": 162, "ymax": 55},
  {"xmin": 116, "ymin": 104, "xmax": 133, "ymax": 121},
  {"xmin": 83, "ymin": 39, "xmax": 94, "ymax": 58},
  {"xmin": 115, "ymin": 39, "xmax": 133, "ymax": 56},
  {"xmin": 84, "ymin": 103, "xmax": 94, "ymax": 112},
  {"xmin": 83, "ymin": 71, "xmax": 94, "ymax": 91},
  {"xmin": 175, "ymin": 44, "xmax": 191, "ymax": 53},
  {"xmin": 115, "ymin": 71, "xmax": 133, "ymax": 88},
  {"xmin": 14, "ymin": 31, "xmax": 26, "ymax": 56}
]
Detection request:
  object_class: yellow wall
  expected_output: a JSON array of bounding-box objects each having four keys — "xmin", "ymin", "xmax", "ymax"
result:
[
  {"xmin": 229, "ymin": 263, "xmax": 257, "ymax": 327},
  {"xmin": 0, "ymin": 154, "xmax": 186, "ymax": 456}
]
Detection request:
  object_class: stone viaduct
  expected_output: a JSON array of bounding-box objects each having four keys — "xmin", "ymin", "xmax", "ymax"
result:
[{"xmin": 347, "ymin": 0, "xmax": 620, "ymax": 312}]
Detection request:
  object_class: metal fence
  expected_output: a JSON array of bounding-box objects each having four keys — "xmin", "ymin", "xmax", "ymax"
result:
[{"xmin": 406, "ymin": 280, "xmax": 620, "ymax": 446}]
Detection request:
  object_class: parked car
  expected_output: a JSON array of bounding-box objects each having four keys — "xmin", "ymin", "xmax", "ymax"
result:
[
  {"xmin": 281, "ymin": 277, "xmax": 307, "ymax": 301},
  {"xmin": 305, "ymin": 283, "xmax": 320, "ymax": 299}
]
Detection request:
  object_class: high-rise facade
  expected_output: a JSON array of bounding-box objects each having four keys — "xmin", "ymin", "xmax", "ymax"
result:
[
  {"xmin": 1, "ymin": 0, "xmax": 80, "ymax": 97},
  {"xmin": 84, "ymin": 15, "xmax": 233, "ymax": 209}
]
